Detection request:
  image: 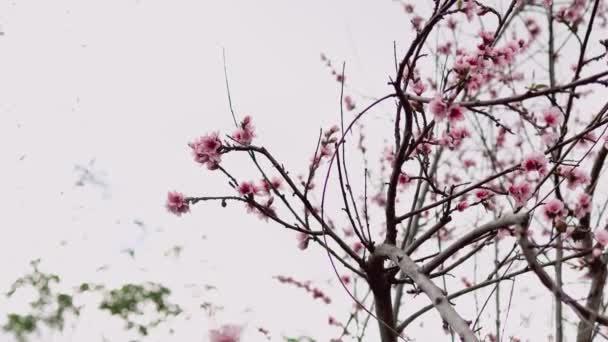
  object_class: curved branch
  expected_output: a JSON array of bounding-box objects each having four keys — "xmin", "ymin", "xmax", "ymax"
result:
[
  {"xmin": 421, "ymin": 212, "xmax": 529, "ymax": 274},
  {"xmin": 375, "ymin": 244, "xmax": 479, "ymax": 342},
  {"xmin": 516, "ymin": 222, "xmax": 608, "ymax": 327},
  {"xmin": 397, "ymin": 250, "xmax": 590, "ymax": 332}
]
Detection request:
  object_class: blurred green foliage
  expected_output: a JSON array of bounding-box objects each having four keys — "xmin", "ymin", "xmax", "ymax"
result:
[{"xmin": 3, "ymin": 260, "xmax": 181, "ymax": 341}]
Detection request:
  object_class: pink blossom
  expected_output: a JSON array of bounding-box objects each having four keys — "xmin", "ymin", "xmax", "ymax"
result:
[
  {"xmin": 604, "ymin": 135, "xmax": 608, "ymax": 150},
  {"xmin": 541, "ymin": 131, "xmax": 559, "ymax": 146},
  {"xmin": 412, "ymin": 80, "xmax": 426, "ymax": 96},
  {"xmin": 439, "ymin": 127, "xmax": 470, "ymax": 150},
  {"xmin": 574, "ymin": 192, "xmax": 592, "ymax": 218},
  {"xmin": 462, "ymin": 0, "xmax": 477, "ymax": 21},
  {"xmin": 542, "ymin": 199, "xmax": 566, "ymax": 221},
  {"xmin": 352, "ymin": 242, "xmax": 364, "ymax": 254},
  {"xmin": 165, "ymin": 191, "xmax": 190, "ymax": 216},
  {"xmin": 232, "ymin": 116, "xmax": 255, "ymax": 145},
  {"xmin": 453, "ymin": 55, "xmax": 470, "ymax": 74},
  {"xmin": 557, "ymin": 0, "xmax": 587, "ymax": 24},
  {"xmin": 578, "ymin": 131, "xmax": 598, "ymax": 148},
  {"xmin": 541, "ymin": 106, "xmax": 563, "ymax": 127},
  {"xmin": 521, "ymin": 152, "xmax": 548, "ymax": 175},
  {"xmin": 593, "ymin": 247, "xmax": 603, "ymax": 258},
  {"xmin": 474, "ymin": 188, "xmax": 492, "ymax": 200},
  {"xmin": 416, "ymin": 142, "xmax": 433, "ymax": 155},
  {"xmin": 525, "ymin": 17, "xmax": 541, "ymax": 38},
  {"xmin": 372, "ymin": 193, "xmax": 387, "ymax": 207},
  {"xmin": 490, "ymin": 40, "xmax": 522, "ymax": 67},
  {"xmin": 496, "ymin": 128, "xmax": 507, "ymax": 148},
  {"xmin": 508, "ymin": 181, "xmax": 533, "ymax": 207},
  {"xmin": 297, "ymin": 232, "xmax": 310, "ymax": 250},
  {"xmin": 447, "ymin": 104, "xmax": 465, "ymax": 123},
  {"xmin": 189, "ymin": 132, "xmax": 223, "ymax": 169},
  {"xmin": 437, "ymin": 42, "xmax": 452, "ymax": 55},
  {"xmin": 398, "ymin": 173, "xmax": 412, "ymax": 187},
  {"xmin": 463, "ymin": 159, "xmax": 477, "ymax": 168},
  {"xmin": 260, "ymin": 176, "xmax": 282, "ymax": 195},
  {"xmin": 248, "ymin": 196, "xmax": 276, "ymax": 221},
  {"xmin": 596, "ymin": 229, "xmax": 608, "ymax": 246},
  {"xmin": 344, "ymin": 95, "xmax": 356, "ymax": 111},
  {"xmin": 411, "ymin": 16, "xmax": 424, "ymax": 30},
  {"xmin": 238, "ymin": 181, "xmax": 258, "ymax": 196},
  {"xmin": 479, "ymin": 31, "xmax": 495, "ymax": 46},
  {"xmin": 466, "ymin": 72, "xmax": 484, "ymax": 93},
  {"xmin": 429, "ymin": 95, "xmax": 448, "ymax": 120},
  {"xmin": 447, "ymin": 18, "xmax": 457, "ymax": 30},
  {"xmin": 456, "ymin": 200, "xmax": 469, "ymax": 212},
  {"xmin": 342, "ymin": 227, "xmax": 354, "ymax": 237},
  {"xmin": 559, "ymin": 166, "xmax": 589, "ymax": 190},
  {"xmin": 210, "ymin": 325, "xmax": 242, "ymax": 342}
]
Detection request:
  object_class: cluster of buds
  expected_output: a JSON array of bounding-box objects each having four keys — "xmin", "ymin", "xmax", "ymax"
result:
[{"xmin": 274, "ymin": 275, "xmax": 332, "ymax": 304}]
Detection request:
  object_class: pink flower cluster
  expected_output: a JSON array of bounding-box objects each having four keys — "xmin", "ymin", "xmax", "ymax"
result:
[
  {"xmin": 452, "ymin": 36, "xmax": 523, "ymax": 92},
  {"xmin": 558, "ymin": 165, "xmax": 590, "ymax": 190},
  {"xmin": 232, "ymin": 116, "xmax": 255, "ymax": 145},
  {"xmin": 275, "ymin": 275, "xmax": 332, "ymax": 304},
  {"xmin": 573, "ymin": 192, "xmax": 592, "ymax": 218},
  {"xmin": 456, "ymin": 200, "xmax": 469, "ymax": 212},
  {"xmin": 541, "ymin": 106, "xmax": 563, "ymax": 127},
  {"xmin": 508, "ymin": 181, "xmax": 533, "ymax": 207},
  {"xmin": 398, "ymin": 172, "xmax": 412, "ymax": 188},
  {"xmin": 596, "ymin": 229, "xmax": 608, "ymax": 247},
  {"xmin": 238, "ymin": 177, "xmax": 282, "ymax": 197},
  {"xmin": 210, "ymin": 324, "xmax": 242, "ymax": 342},
  {"xmin": 474, "ymin": 188, "xmax": 493, "ymax": 201},
  {"xmin": 461, "ymin": 0, "xmax": 477, "ymax": 21},
  {"xmin": 496, "ymin": 128, "xmax": 507, "ymax": 148},
  {"xmin": 189, "ymin": 132, "xmax": 223, "ymax": 170},
  {"xmin": 344, "ymin": 95, "xmax": 356, "ymax": 111},
  {"xmin": 412, "ymin": 79, "xmax": 426, "ymax": 96},
  {"xmin": 165, "ymin": 191, "xmax": 190, "ymax": 216},
  {"xmin": 429, "ymin": 96, "xmax": 465, "ymax": 123},
  {"xmin": 521, "ymin": 152, "xmax": 548, "ymax": 175},
  {"xmin": 311, "ymin": 125, "xmax": 339, "ymax": 169},
  {"xmin": 525, "ymin": 17, "xmax": 542, "ymax": 39},
  {"xmin": 238, "ymin": 178, "xmax": 282, "ymax": 221},
  {"xmin": 238, "ymin": 181, "xmax": 258, "ymax": 197},
  {"xmin": 439, "ymin": 126, "xmax": 470, "ymax": 150},
  {"xmin": 542, "ymin": 199, "xmax": 567, "ymax": 221},
  {"xmin": 437, "ymin": 42, "xmax": 452, "ymax": 55},
  {"xmin": 556, "ymin": 0, "xmax": 587, "ymax": 25},
  {"xmin": 594, "ymin": 229, "xmax": 608, "ymax": 258}
]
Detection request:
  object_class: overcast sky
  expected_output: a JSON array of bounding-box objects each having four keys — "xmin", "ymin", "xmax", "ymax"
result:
[{"xmin": 1, "ymin": 1, "xmax": 601, "ymax": 341}]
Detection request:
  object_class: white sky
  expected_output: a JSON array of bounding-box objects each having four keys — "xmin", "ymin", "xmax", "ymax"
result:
[{"xmin": 1, "ymin": 1, "xmax": 605, "ymax": 341}]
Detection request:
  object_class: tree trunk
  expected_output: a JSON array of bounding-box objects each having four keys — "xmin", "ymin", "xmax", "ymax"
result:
[
  {"xmin": 367, "ymin": 255, "xmax": 397, "ymax": 342},
  {"xmin": 576, "ymin": 259, "xmax": 607, "ymax": 342}
]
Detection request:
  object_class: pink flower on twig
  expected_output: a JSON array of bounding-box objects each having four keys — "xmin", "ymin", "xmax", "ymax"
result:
[
  {"xmin": 543, "ymin": 199, "xmax": 566, "ymax": 221},
  {"xmin": 232, "ymin": 116, "xmax": 255, "ymax": 145},
  {"xmin": 166, "ymin": 191, "xmax": 190, "ymax": 216},
  {"xmin": 210, "ymin": 325, "xmax": 242, "ymax": 342}
]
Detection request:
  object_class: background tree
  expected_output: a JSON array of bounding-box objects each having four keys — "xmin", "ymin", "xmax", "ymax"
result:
[
  {"xmin": 166, "ymin": 0, "xmax": 608, "ymax": 341},
  {"xmin": 5, "ymin": 0, "xmax": 608, "ymax": 341}
]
